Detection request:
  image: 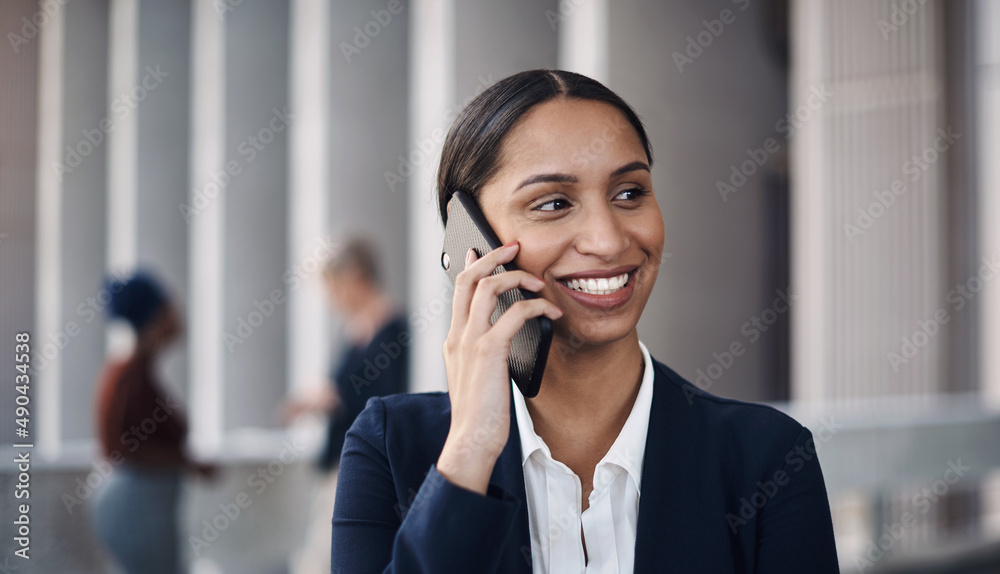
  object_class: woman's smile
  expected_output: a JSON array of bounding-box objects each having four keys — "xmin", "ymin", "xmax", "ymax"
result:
[
  {"xmin": 556, "ymin": 270, "xmax": 636, "ymax": 310},
  {"xmin": 553, "ymin": 265, "xmax": 640, "ymax": 310}
]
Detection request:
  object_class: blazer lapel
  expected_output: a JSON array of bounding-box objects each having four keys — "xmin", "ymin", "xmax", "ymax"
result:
[
  {"xmin": 492, "ymin": 360, "xmax": 728, "ymax": 573},
  {"xmin": 634, "ymin": 359, "xmax": 719, "ymax": 572},
  {"xmin": 490, "ymin": 392, "xmax": 532, "ymax": 574}
]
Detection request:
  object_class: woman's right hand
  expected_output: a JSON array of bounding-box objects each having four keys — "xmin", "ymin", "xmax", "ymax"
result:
[{"xmin": 436, "ymin": 240, "xmax": 563, "ymax": 494}]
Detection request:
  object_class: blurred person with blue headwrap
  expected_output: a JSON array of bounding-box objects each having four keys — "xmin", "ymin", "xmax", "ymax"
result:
[{"xmin": 90, "ymin": 270, "xmax": 215, "ymax": 574}]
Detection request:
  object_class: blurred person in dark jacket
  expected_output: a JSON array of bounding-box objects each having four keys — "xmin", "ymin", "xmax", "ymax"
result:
[
  {"xmin": 283, "ymin": 235, "xmax": 409, "ymax": 573},
  {"xmin": 91, "ymin": 270, "xmax": 215, "ymax": 574}
]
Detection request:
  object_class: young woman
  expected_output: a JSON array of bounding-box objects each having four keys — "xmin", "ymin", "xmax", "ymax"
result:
[
  {"xmin": 331, "ymin": 69, "xmax": 839, "ymax": 573},
  {"xmin": 91, "ymin": 271, "xmax": 214, "ymax": 574}
]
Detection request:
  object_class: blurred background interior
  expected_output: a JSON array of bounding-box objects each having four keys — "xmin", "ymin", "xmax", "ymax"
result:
[{"xmin": 1, "ymin": 0, "xmax": 999, "ymax": 572}]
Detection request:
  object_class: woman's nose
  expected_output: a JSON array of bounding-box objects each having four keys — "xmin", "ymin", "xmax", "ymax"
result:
[{"xmin": 573, "ymin": 202, "xmax": 629, "ymax": 260}]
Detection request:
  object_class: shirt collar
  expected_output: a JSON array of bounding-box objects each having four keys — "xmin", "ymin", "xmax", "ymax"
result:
[{"xmin": 511, "ymin": 339, "xmax": 655, "ymax": 493}]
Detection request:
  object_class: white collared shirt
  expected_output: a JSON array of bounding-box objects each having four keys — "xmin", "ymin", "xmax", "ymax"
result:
[{"xmin": 511, "ymin": 340, "xmax": 654, "ymax": 574}]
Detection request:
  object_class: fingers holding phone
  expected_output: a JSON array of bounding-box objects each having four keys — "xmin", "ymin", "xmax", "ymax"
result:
[{"xmin": 438, "ymin": 241, "xmax": 562, "ymax": 494}]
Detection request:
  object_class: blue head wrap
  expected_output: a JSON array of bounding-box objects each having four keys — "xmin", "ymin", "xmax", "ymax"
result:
[{"xmin": 106, "ymin": 270, "xmax": 168, "ymax": 331}]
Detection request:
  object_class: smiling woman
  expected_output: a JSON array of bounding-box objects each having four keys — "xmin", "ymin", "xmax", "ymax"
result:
[{"xmin": 330, "ymin": 69, "xmax": 839, "ymax": 574}]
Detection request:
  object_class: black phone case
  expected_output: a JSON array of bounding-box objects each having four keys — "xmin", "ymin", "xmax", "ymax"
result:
[{"xmin": 441, "ymin": 191, "xmax": 552, "ymax": 398}]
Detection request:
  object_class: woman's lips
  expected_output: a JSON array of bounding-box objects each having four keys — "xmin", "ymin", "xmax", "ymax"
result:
[{"xmin": 554, "ymin": 269, "xmax": 637, "ymax": 311}]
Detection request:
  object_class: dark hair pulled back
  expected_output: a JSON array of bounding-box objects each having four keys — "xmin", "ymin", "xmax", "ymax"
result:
[{"xmin": 436, "ymin": 69, "xmax": 653, "ymax": 226}]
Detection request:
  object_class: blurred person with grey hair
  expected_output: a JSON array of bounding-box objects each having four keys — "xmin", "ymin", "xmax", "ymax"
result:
[{"xmin": 284, "ymin": 235, "xmax": 410, "ymax": 573}]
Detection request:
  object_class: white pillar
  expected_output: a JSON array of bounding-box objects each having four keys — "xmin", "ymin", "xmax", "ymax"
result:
[
  {"xmin": 106, "ymin": 0, "xmax": 138, "ymax": 273},
  {"xmin": 977, "ymin": 0, "xmax": 1000, "ymax": 409},
  {"xmin": 287, "ymin": 0, "xmax": 331, "ymax": 396},
  {"xmin": 789, "ymin": 0, "xmax": 828, "ymax": 403},
  {"xmin": 105, "ymin": 0, "xmax": 138, "ymax": 359},
  {"xmin": 557, "ymin": 0, "xmax": 607, "ymax": 82},
  {"xmin": 408, "ymin": 0, "xmax": 455, "ymax": 393},
  {"xmin": 35, "ymin": 0, "xmax": 66, "ymax": 459},
  {"xmin": 790, "ymin": 0, "xmax": 948, "ymax": 403},
  {"xmin": 51, "ymin": 0, "xmax": 111, "ymax": 446},
  {"xmin": 188, "ymin": 0, "xmax": 226, "ymax": 453}
]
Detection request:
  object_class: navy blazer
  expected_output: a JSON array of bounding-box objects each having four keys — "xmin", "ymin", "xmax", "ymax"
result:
[{"xmin": 331, "ymin": 355, "xmax": 840, "ymax": 573}]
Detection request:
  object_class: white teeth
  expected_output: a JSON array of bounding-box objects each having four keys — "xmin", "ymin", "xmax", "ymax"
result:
[{"xmin": 562, "ymin": 272, "xmax": 630, "ymax": 295}]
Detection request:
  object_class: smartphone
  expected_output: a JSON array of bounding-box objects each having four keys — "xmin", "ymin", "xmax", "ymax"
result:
[{"xmin": 441, "ymin": 190, "xmax": 552, "ymax": 398}]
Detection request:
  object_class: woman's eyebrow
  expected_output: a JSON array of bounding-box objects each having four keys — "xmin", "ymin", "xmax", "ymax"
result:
[
  {"xmin": 610, "ymin": 161, "xmax": 650, "ymax": 177},
  {"xmin": 514, "ymin": 173, "xmax": 578, "ymax": 192},
  {"xmin": 514, "ymin": 161, "xmax": 651, "ymax": 193}
]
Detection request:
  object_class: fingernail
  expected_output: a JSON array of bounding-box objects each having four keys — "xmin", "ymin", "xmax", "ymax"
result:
[{"xmin": 465, "ymin": 249, "xmax": 475, "ymax": 265}]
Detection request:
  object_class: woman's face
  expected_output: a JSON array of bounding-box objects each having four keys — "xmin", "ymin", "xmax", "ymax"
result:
[
  {"xmin": 141, "ymin": 302, "xmax": 182, "ymax": 352},
  {"xmin": 325, "ymin": 267, "xmax": 368, "ymax": 314},
  {"xmin": 477, "ymin": 98, "xmax": 665, "ymax": 349}
]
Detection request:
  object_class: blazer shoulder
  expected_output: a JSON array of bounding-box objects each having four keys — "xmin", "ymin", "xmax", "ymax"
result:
[
  {"xmin": 349, "ymin": 391, "xmax": 452, "ymax": 462},
  {"xmin": 650, "ymin": 356, "xmax": 805, "ymax": 442},
  {"xmin": 376, "ymin": 390, "xmax": 450, "ymax": 417}
]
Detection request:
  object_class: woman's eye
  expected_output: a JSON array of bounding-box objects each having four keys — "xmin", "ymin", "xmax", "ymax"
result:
[
  {"xmin": 534, "ymin": 198, "xmax": 570, "ymax": 212},
  {"xmin": 616, "ymin": 187, "xmax": 650, "ymax": 201}
]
